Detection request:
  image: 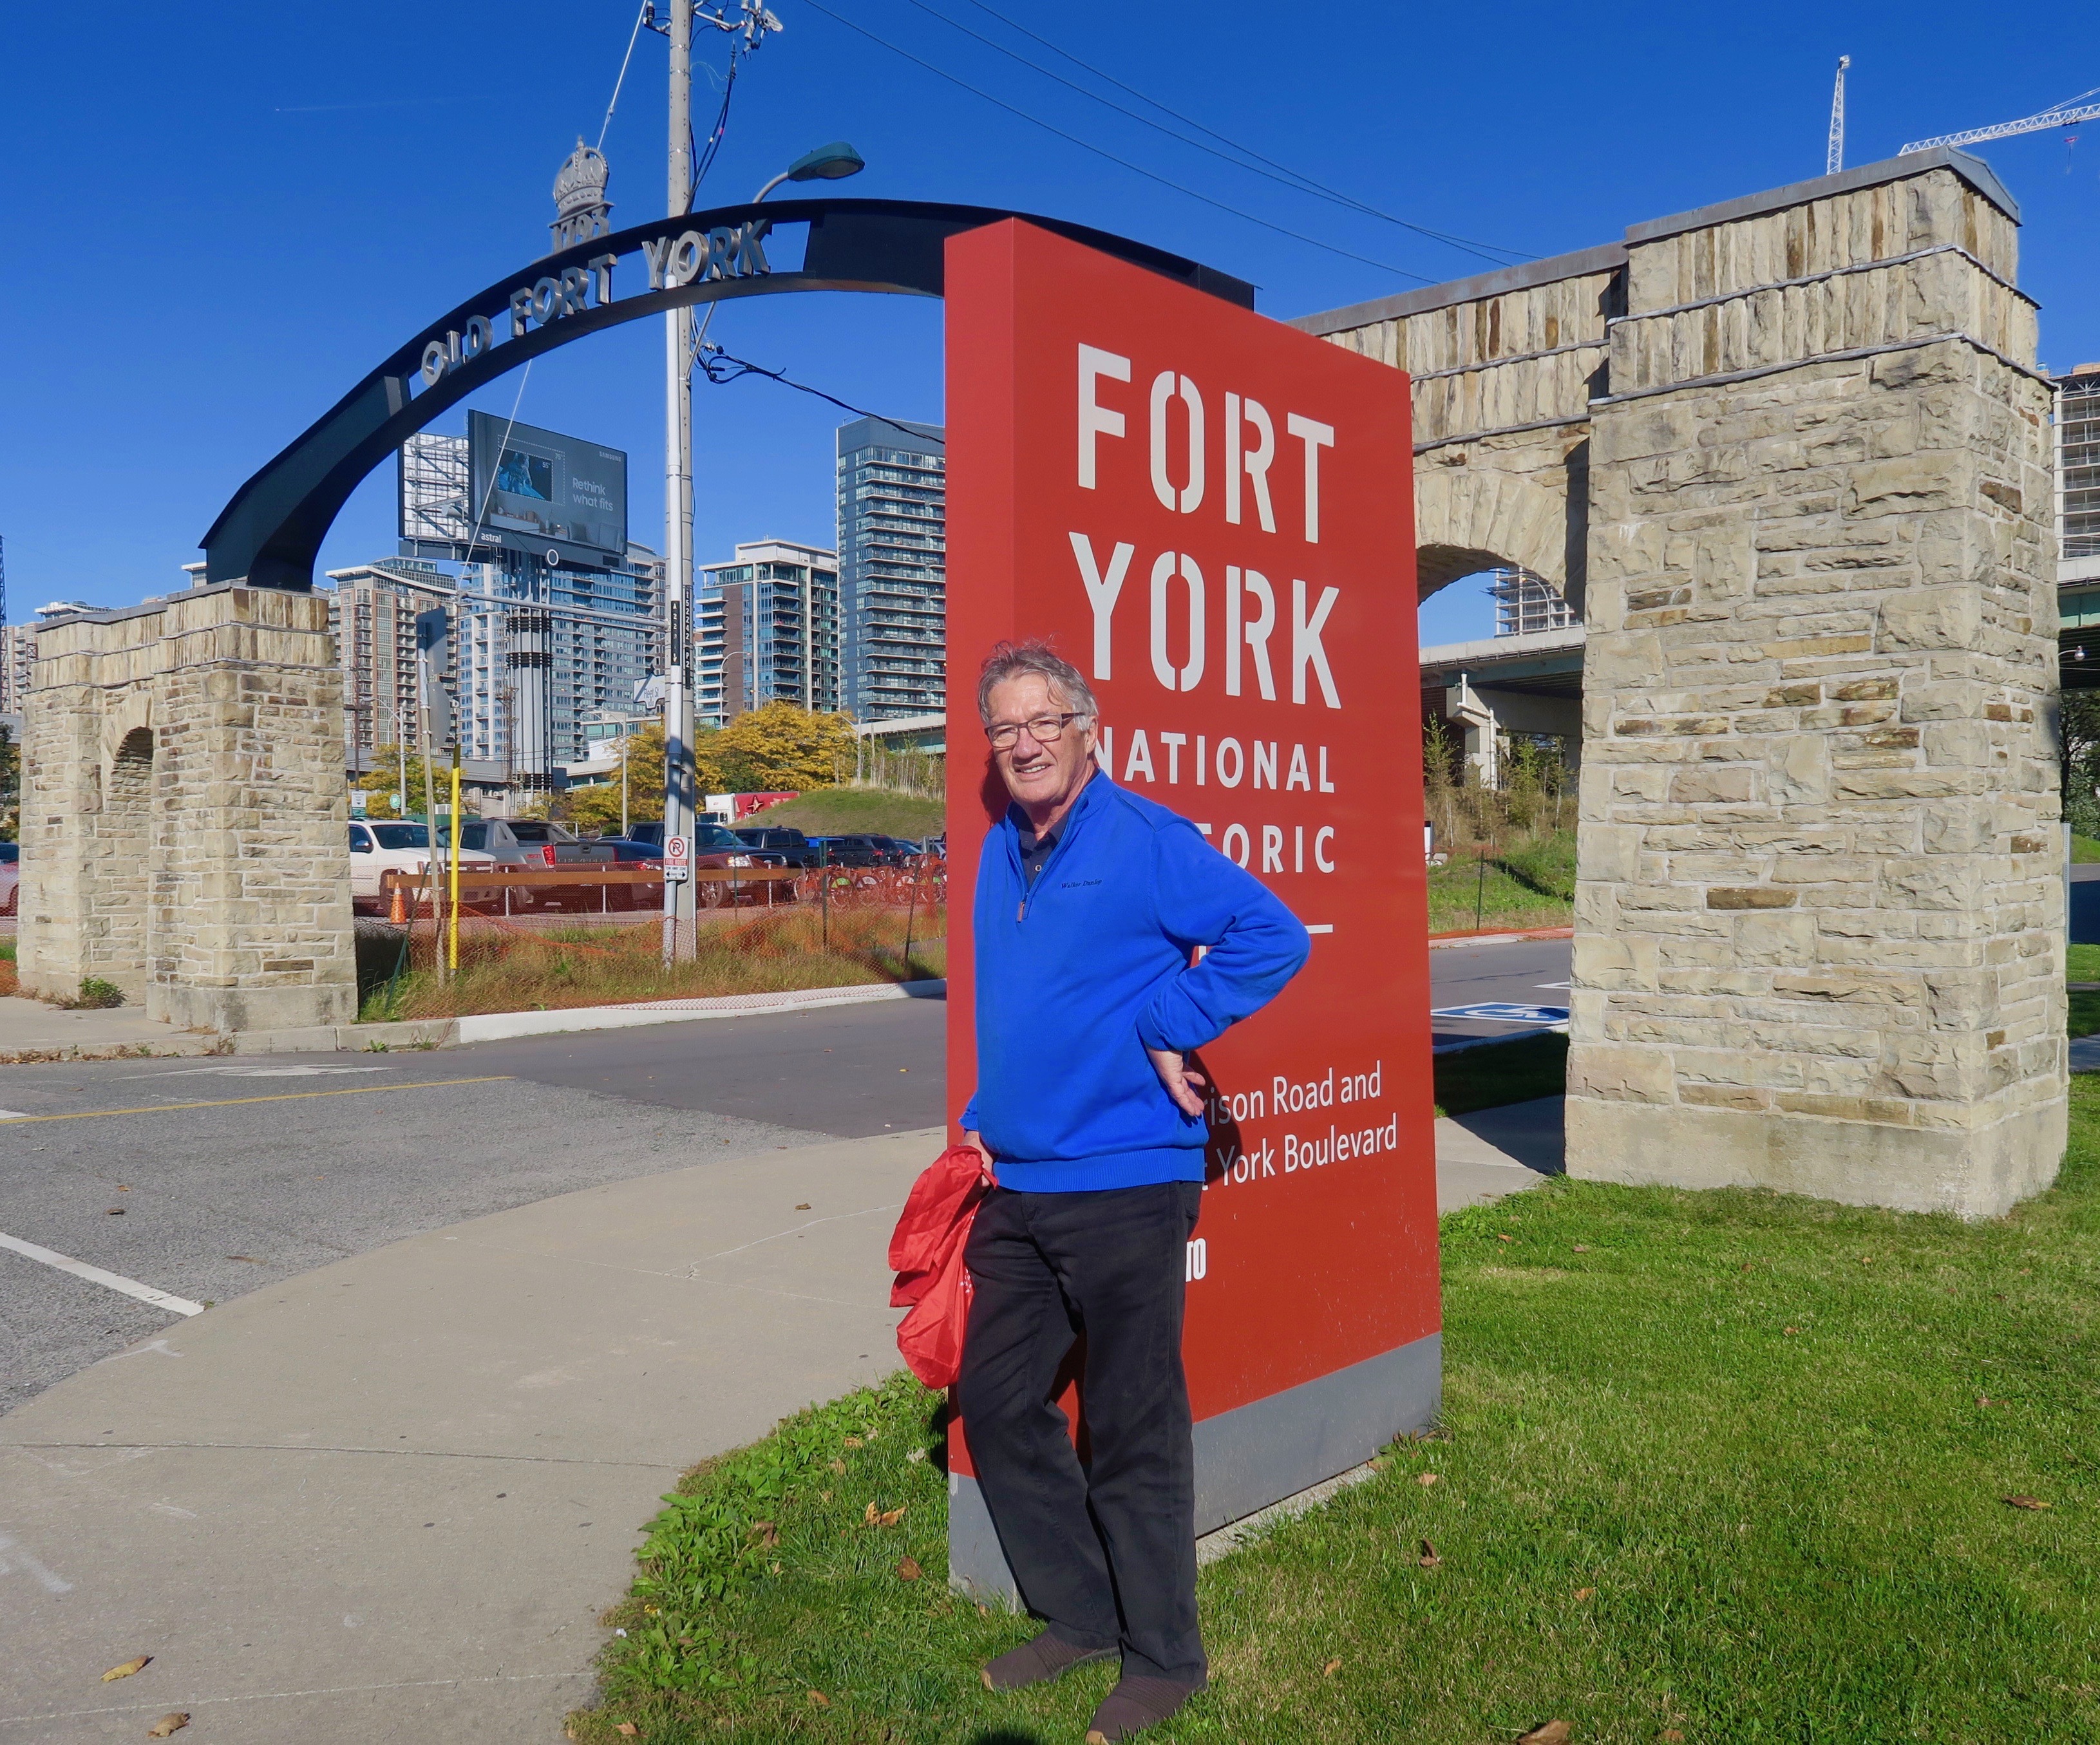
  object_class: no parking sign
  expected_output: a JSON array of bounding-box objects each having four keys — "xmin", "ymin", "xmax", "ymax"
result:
[{"xmin": 663, "ymin": 834, "xmax": 691, "ymax": 883}]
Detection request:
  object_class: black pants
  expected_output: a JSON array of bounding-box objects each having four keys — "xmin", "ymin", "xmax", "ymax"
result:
[{"xmin": 958, "ymin": 1180, "xmax": 1206, "ymax": 1685}]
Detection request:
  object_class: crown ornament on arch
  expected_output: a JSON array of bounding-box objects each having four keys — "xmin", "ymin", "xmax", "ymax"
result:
[{"xmin": 549, "ymin": 138, "xmax": 613, "ymax": 255}]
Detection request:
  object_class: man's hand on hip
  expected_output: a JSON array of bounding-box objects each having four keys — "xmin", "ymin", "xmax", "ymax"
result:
[{"xmin": 1146, "ymin": 1047, "xmax": 1208, "ymax": 1118}]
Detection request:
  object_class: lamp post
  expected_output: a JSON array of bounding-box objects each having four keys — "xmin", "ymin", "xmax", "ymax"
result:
[
  {"xmin": 752, "ymin": 140, "xmax": 864, "ymax": 203},
  {"xmin": 661, "ymin": 133, "xmax": 862, "ymax": 964},
  {"xmin": 660, "ymin": 0, "xmax": 695, "ymax": 964}
]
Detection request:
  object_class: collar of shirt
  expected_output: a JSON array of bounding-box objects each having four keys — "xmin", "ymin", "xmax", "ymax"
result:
[{"xmin": 1012, "ymin": 771, "xmax": 1098, "ymax": 887}]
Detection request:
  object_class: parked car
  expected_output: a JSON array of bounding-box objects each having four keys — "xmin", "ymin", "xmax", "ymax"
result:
[
  {"xmin": 565, "ymin": 838, "xmax": 664, "ymax": 910},
  {"xmin": 347, "ymin": 822, "xmax": 497, "ymax": 912},
  {"xmin": 438, "ymin": 818, "xmax": 615, "ymax": 912},
  {"xmin": 0, "ymin": 841, "xmax": 17, "ymax": 917},
  {"xmin": 452, "ymin": 817, "xmax": 616, "ymax": 869},
  {"xmin": 592, "ymin": 838, "xmax": 666, "ymax": 865},
  {"xmin": 804, "ymin": 834, "xmax": 888, "ymax": 868},
  {"xmin": 734, "ymin": 825, "xmax": 822, "ymax": 869},
  {"xmin": 873, "ymin": 835, "xmax": 931, "ymax": 863}
]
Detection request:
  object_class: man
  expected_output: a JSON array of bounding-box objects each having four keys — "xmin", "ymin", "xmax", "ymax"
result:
[{"xmin": 958, "ymin": 641, "xmax": 1310, "ymax": 1742}]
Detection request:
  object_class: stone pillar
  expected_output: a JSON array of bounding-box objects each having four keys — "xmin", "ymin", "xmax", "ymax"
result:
[
  {"xmin": 1567, "ymin": 162, "xmax": 2065, "ymax": 1218},
  {"xmin": 19, "ymin": 586, "xmax": 357, "ymax": 1034}
]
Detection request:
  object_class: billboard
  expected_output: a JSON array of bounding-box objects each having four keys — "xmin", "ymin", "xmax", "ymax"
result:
[
  {"xmin": 943, "ymin": 220, "xmax": 1433, "ymax": 1584},
  {"xmin": 465, "ymin": 411, "xmax": 627, "ymax": 566}
]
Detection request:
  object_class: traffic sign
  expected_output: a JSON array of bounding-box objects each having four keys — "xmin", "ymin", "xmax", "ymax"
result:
[{"xmin": 663, "ymin": 834, "xmax": 691, "ymax": 882}]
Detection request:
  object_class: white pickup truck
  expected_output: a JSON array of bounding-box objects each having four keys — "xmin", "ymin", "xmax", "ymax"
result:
[
  {"xmin": 451, "ymin": 818, "xmax": 616, "ymax": 869},
  {"xmin": 348, "ymin": 822, "xmax": 497, "ymax": 910}
]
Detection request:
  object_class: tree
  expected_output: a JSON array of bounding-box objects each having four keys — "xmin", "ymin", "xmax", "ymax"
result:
[
  {"xmin": 355, "ymin": 746, "xmax": 448, "ymax": 820},
  {"xmin": 0, "ymin": 719, "xmax": 17, "ymax": 840},
  {"xmin": 697, "ymin": 701, "xmax": 856, "ymax": 793},
  {"xmin": 2063, "ymin": 691, "xmax": 2100, "ymax": 843}
]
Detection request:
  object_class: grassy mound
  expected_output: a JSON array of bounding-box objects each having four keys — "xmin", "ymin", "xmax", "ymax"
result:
[
  {"xmin": 761, "ymin": 789, "xmax": 946, "ymax": 840},
  {"xmin": 1427, "ymin": 829, "xmax": 1576, "ymax": 934}
]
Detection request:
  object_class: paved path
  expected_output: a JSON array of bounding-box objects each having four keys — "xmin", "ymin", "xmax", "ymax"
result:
[
  {"xmin": 0, "ymin": 1129, "xmax": 936, "ymax": 1744},
  {"xmin": 0, "ymin": 995, "xmax": 220, "ymax": 1061},
  {"xmin": 0, "ymin": 1071, "xmax": 826, "ymax": 1416}
]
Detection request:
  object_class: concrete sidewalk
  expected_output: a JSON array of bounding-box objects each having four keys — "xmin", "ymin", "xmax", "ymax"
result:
[
  {"xmin": 0, "ymin": 995, "xmax": 223, "ymax": 1062},
  {"xmin": 0, "ymin": 1110, "xmax": 1562, "ymax": 1743},
  {"xmin": 1435, "ymin": 1097, "xmax": 1564, "ymax": 1209},
  {"xmin": 0, "ymin": 1129, "xmax": 938, "ymax": 1743}
]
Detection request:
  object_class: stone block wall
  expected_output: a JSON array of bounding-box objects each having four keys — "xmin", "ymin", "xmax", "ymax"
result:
[
  {"xmin": 1295, "ymin": 147, "xmax": 2066, "ymax": 1216},
  {"xmin": 1293, "ymin": 244, "xmax": 1622, "ymax": 604},
  {"xmin": 1570, "ymin": 169, "xmax": 2063, "ymax": 1218},
  {"xmin": 18, "ymin": 585, "xmax": 357, "ymax": 1034}
]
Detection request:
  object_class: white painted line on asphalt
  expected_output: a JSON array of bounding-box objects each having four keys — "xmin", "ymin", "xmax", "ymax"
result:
[
  {"xmin": 451, "ymin": 978, "xmax": 945, "ymax": 1044},
  {"xmin": 0, "ymin": 1109, "xmax": 28, "ymax": 1118},
  {"xmin": 109, "ymin": 1064, "xmax": 392, "ymax": 1080},
  {"xmin": 0, "ymin": 1231, "xmax": 205, "ymax": 1318},
  {"xmin": 0, "ymin": 1533, "xmax": 75, "ymax": 1595}
]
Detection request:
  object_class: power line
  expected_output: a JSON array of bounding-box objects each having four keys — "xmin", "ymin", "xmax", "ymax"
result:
[
  {"xmin": 695, "ymin": 344, "xmax": 944, "ymax": 443},
  {"xmin": 797, "ymin": 0, "xmax": 1441, "ymax": 285},
  {"xmin": 596, "ymin": 1, "xmax": 652, "ymax": 150},
  {"xmin": 909, "ymin": 0, "xmax": 1529, "ymax": 266}
]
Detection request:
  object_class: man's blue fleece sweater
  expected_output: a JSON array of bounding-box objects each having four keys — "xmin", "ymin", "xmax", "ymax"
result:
[{"xmin": 960, "ymin": 772, "xmax": 1310, "ymax": 1193}]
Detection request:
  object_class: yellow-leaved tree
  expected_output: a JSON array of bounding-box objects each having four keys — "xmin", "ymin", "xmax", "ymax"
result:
[
  {"xmin": 554, "ymin": 722, "xmax": 667, "ymax": 836},
  {"xmin": 696, "ymin": 701, "xmax": 856, "ymax": 795},
  {"xmin": 354, "ymin": 748, "xmax": 449, "ymax": 820}
]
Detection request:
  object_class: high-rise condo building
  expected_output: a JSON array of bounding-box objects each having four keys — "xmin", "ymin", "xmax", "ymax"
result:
[
  {"xmin": 323, "ymin": 558, "xmax": 457, "ymax": 759},
  {"xmin": 695, "ymin": 538, "xmax": 842, "ymax": 726},
  {"xmin": 454, "ymin": 545, "xmax": 664, "ymax": 771},
  {"xmin": 835, "ymin": 415, "xmax": 945, "ymax": 720}
]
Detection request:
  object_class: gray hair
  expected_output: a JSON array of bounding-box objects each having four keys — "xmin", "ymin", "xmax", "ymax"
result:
[{"xmin": 976, "ymin": 639, "xmax": 1099, "ymax": 725}]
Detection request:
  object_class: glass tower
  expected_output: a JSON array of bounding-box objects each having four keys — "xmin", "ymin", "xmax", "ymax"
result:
[{"xmin": 835, "ymin": 415, "xmax": 945, "ymax": 720}]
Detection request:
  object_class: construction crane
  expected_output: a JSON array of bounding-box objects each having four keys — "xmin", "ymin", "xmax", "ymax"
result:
[
  {"xmin": 1901, "ymin": 84, "xmax": 2100, "ymax": 155},
  {"xmin": 1828, "ymin": 56, "xmax": 1851, "ymax": 175}
]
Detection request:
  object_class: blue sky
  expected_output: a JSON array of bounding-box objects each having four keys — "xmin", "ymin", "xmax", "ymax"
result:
[{"xmin": 4, "ymin": 1, "xmax": 2097, "ymax": 645}]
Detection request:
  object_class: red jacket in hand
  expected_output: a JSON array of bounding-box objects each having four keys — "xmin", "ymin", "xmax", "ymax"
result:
[{"xmin": 888, "ymin": 1144, "xmax": 996, "ymax": 1389}]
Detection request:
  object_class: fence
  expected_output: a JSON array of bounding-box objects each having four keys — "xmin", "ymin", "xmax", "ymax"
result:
[{"xmin": 362, "ymin": 858, "xmax": 949, "ymax": 1020}]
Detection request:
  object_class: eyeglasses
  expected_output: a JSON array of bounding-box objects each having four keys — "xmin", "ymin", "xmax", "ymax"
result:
[{"xmin": 985, "ymin": 712, "xmax": 1089, "ymax": 751}]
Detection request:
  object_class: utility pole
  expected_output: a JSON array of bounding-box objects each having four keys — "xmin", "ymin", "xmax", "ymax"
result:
[{"xmin": 661, "ymin": 0, "xmax": 698, "ymax": 965}]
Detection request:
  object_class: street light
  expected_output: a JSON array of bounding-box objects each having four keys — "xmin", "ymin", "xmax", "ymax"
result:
[{"xmin": 753, "ymin": 141, "xmax": 865, "ymax": 203}]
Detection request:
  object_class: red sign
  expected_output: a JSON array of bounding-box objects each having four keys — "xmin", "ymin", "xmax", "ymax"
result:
[
  {"xmin": 723, "ymin": 790, "xmax": 797, "ymax": 820},
  {"xmin": 944, "ymin": 222, "xmax": 1437, "ymax": 1535}
]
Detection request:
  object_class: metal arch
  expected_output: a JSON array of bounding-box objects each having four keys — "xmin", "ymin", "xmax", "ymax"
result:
[{"xmin": 200, "ymin": 196, "xmax": 1256, "ymax": 590}]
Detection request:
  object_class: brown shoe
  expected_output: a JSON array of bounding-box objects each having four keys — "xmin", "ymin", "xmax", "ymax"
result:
[
  {"xmin": 980, "ymin": 1630, "xmax": 1115, "ymax": 1692},
  {"xmin": 1084, "ymin": 1674, "xmax": 1204, "ymax": 1742}
]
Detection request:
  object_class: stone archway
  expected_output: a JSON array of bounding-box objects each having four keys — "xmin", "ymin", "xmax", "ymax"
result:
[
  {"xmin": 1296, "ymin": 147, "xmax": 2065, "ymax": 1219},
  {"xmin": 1412, "ymin": 463, "xmax": 1580, "ymax": 610}
]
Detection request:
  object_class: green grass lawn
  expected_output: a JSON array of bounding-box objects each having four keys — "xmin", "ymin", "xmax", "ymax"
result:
[
  {"xmin": 764, "ymin": 788, "xmax": 946, "ymax": 840},
  {"xmin": 1427, "ymin": 831, "xmax": 1575, "ymax": 934},
  {"xmin": 1434, "ymin": 1032, "xmax": 1568, "ymax": 1118},
  {"xmin": 2068, "ymin": 945, "xmax": 2100, "ymax": 1040},
  {"xmin": 2072, "ymin": 835, "xmax": 2100, "ymax": 864},
  {"xmin": 569, "ymin": 1080, "xmax": 2100, "ymax": 1744}
]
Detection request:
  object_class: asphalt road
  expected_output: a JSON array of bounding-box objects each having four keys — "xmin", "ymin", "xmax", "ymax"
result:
[
  {"xmin": 0, "ymin": 997, "xmax": 945, "ymax": 1413},
  {"xmin": 1427, "ymin": 934, "xmax": 1574, "ymax": 1046},
  {"xmin": 1, "ymin": 941, "xmax": 1566, "ymax": 1412}
]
